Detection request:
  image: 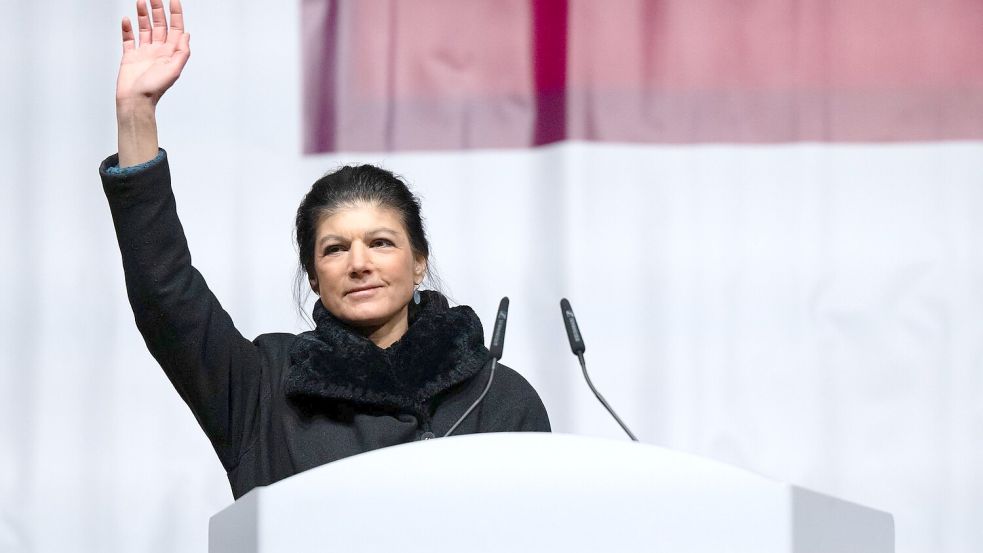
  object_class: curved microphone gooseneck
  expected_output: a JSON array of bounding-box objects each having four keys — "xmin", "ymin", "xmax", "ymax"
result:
[
  {"xmin": 560, "ymin": 298, "xmax": 639, "ymax": 442},
  {"xmin": 443, "ymin": 297, "xmax": 509, "ymax": 437}
]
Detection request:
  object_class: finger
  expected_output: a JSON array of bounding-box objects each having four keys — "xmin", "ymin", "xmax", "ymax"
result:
[
  {"xmin": 121, "ymin": 17, "xmax": 136, "ymax": 52},
  {"xmin": 173, "ymin": 32, "xmax": 191, "ymax": 67},
  {"xmin": 166, "ymin": 0, "xmax": 185, "ymax": 46},
  {"xmin": 166, "ymin": 32, "xmax": 191, "ymax": 81},
  {"xmin": 170, "ymin": 0, "xmax": 184, "ymax": 32},
  {"xmin": 136, "ymin": 0, "xmax": 151, "ymax": 47},
  {"xmin": 150, "ymin": 0, "xmax": 167, "ymax": 43}
]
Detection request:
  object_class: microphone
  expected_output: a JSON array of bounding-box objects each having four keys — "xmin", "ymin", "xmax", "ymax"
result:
[
  {"xmin": 489, "ymin": 297, "xmax": 510, "ymax": 360},
  {"xmin": 443, "ymin": 297, "xmax": 508, "ymax": 437},
  {"xmin": 560, "ymin": 298, "xmax": 585, "ymax": 354},
  {"xmin": 560, "ymin": 298, "xmax": 639, "ymax": 442}
]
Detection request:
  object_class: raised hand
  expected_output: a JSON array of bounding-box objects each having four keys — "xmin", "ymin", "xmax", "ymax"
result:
[
  {"xmin": 115, "ymin": 0, "xmax": 190, "ymax": 167},
  {"xmin": 117, "ymin": 0, "xmax": 191, "ymax": 107}
]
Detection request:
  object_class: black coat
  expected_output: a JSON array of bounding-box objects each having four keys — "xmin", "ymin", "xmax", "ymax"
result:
[{"xmin": 100, "ymin": 151, "xmax": 550, "ymax": 499}]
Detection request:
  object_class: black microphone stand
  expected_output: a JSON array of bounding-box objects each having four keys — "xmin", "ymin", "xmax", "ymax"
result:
[{"xmin": 561, "ymin": 298, "xmax": 639, "ymax": 442}]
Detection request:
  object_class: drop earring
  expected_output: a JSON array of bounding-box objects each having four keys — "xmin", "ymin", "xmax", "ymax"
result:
[{"xmin": 413, "ymin": 286, "xmax": 421, "ymax": 305}]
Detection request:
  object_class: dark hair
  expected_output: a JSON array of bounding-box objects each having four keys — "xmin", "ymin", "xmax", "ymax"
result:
[{"xmin": 293, "ymin": 164, "xmax": 439, "ymax": 320}]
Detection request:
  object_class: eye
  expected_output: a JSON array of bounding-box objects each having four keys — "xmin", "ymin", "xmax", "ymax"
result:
[
  {"xmin": 371, "ymin": 238, "xmax": 395, "ymax": 248},
  {"xmin": 323, "ymin": 244, "xmax": 345, "ymax": 256}
]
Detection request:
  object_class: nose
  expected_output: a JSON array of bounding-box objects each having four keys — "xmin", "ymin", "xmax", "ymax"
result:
[{"xmin": 347, "ymin": 240, "xmax": 373, "ymax": 278}]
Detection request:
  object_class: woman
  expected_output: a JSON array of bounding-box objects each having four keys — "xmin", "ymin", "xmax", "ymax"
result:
[{"xmin": 101, "ymin": 0, "xmax": 550, "ymax": 500}]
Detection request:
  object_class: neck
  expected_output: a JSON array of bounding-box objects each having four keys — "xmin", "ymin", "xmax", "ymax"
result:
[{"xmin": 359, "ymin": 305, "xmax": 410, "ymax": 348}]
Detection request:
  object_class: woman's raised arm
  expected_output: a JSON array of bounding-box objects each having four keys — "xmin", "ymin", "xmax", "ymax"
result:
[
  {"xmin": 102, "ymin": 0, "xmax": 264, "ymax": 472},
  {"xmin": 116, "ymin": 0, "xmax": 190, "ymax": 167}
]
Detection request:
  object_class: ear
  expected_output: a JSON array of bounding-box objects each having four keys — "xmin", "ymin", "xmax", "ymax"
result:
[
  {"xmin": 413, "ymin": 256, "xmax": 427, "ymax": 286},
  {"xmin": 308, "ymin": 274, "xmax": 319, "ymax": 294}
]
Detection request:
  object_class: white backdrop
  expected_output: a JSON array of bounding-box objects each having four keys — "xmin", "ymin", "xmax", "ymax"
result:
[{"xmin": 1, "ymin": 1, "xmax": 982, "ymax": 552}]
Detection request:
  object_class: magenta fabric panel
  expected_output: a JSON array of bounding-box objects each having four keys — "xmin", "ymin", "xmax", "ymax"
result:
[
  {"xmin": 302, "ymin": 0, "xmax": 983, "ymax": 153},
  {"xmin": 532, "ymin": 0, "xmax": 568, "ymax": 146}
]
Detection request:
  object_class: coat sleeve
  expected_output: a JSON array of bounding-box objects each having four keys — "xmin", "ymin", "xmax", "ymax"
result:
[{"xmin": 100, "ymin": 151, "xmax": 261, "ymax": 470}]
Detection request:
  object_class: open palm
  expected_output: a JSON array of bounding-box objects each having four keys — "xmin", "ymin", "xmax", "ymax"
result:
[{"xmin": 117, "ymin": 0, "xmax": 190, "ymax": 105}]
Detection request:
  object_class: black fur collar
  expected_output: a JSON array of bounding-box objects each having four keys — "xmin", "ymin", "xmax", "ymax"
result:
[{"xmin": 285, "ymin": 291, "xmax": 490, "ymax": 418}]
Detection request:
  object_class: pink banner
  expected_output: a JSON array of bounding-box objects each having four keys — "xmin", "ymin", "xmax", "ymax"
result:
[{"xmin": 302, "ymin": 0, "xmax": 983, "ymax": 153}]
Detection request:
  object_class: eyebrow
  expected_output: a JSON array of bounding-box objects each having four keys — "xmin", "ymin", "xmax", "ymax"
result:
[{"xmin": 317, "ymin": 227, "xmax": 400, "ymax": 247}]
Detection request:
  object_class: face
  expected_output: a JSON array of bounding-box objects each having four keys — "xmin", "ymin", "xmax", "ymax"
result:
[{"xmin": 310, "ymin": 202, "xmax": 426, "ymax": 338}]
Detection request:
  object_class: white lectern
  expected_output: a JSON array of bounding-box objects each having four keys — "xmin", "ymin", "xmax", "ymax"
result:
[{"xmin": 210, "ymin": 433, "xmax": 893, "ymax": 552}]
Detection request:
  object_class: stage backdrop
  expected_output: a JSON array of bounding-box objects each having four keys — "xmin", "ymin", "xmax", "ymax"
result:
[{"xmin": 1, "ymin": 1, "xmax": 982, "ymax": 552}]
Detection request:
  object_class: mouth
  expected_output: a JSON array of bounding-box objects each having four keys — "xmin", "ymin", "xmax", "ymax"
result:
[{"xmin": 345, "ymin": 285, "xmax": 383, "ymax": 298}]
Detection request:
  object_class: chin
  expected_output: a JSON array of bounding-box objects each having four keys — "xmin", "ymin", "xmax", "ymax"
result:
[{"xmin": 336, "ymin": 300, "xmax": 405, "ymax": 328}]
